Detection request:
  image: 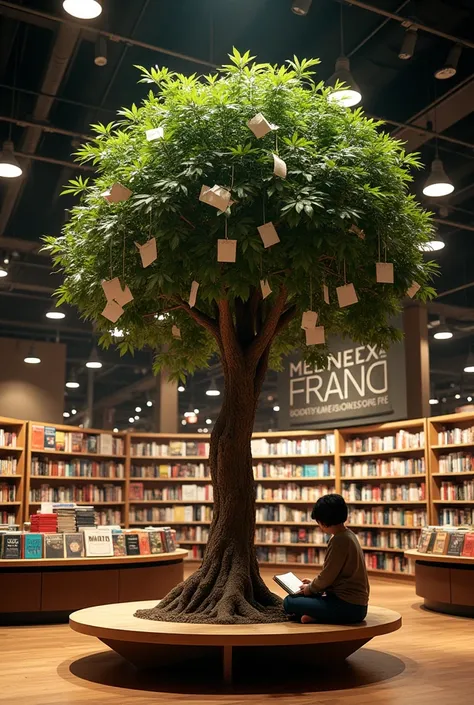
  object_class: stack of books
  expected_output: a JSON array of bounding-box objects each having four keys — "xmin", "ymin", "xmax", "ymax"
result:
[
  {"xmin": 30, "ymin": 513, "xmax": 58, "ymax": 533},
  {"xmin": 55, "ymin": 506, "xmax": 76, "ymax": 533},
  {"xmin": 75, "ymin": 506, "xmax": 96, "ymax": 530}
]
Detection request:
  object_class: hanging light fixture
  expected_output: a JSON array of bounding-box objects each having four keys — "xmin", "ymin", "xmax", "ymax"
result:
[
  {"xmin": 0, "ymin": 140, "xmax": 22, "ymax": 179},
  {"xmin": 178, "ymin": 384, "xmax": 185, "ymax": 392},
  {"xmin": 113, "ymin": 427, "xmax": 119, "ymax": 432},
  {"xmin": 435, "ymin": 44, "xmax": 462, "ymax": 80},
  {"xmin": 65, "ymin": 370, "xmax": 80, "ymax": 389},
  {"xmin": 63, "ymin": 0, "xmax": 103, "ymax": 19},
  {"xmin": 24, "ymin": 344, "xmax": 41, "ymax": 365},
  {"xmin": 291, "ymin": 0, "xmax": 312, "ymax": 15},
  {"xmin": 423, "ymin": 157, "xmax": 454, "ymax": 197},
  {"xmin": 206, "ymin": 378, "xmax": 221, "ymax": 397},
  {"xmin": 399, "ymin": 28, "xmax": 417, "ymax": 60},
  {"xmin": 429, "ymin": 397, "xmax": 439, "ymax": 405},
  {"xmin": 464, "ymin": 352, "xmax": 474, "ymax": 373},
  {"xmin": 86, "ymin": 345, "xmax": 102, "ymax": 369},
  {"xmin": 327, "ymin": 4, "xmax": 361, "ymax": 108},
  {"xmin": 46, "ymin": 305, "xmax": 66, "ymax": 320},
  {"xmin": 146, "ymin": 400, "xmax": 153, "ymax": 407},
  {"xmin": 94, "ymin": 36, "xmax": 108, "ymax": 66},
  {"xmin": 0, "ymin": 262, "xmax": 8, "ymax": 278},
  {"xmin": 128, "ymin": 416, "xmax": 135, "ymax": 424},
  {"xmin": 135, "ymin": 406, "xmax": 142, "ymax": 413},
  {"xmin": 433, "ymin": 318, "xmax": 453, "ymax": 340},
  {"xmin": 418, "ymin": 231, "xmax": 445, "ymax": 252}
]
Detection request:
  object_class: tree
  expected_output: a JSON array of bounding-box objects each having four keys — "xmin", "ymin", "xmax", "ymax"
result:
[{"xmin": 45, "ymin": 50, "xmax": 435, "ymax": 624}]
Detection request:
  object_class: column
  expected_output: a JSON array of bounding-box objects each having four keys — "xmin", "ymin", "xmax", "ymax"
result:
[
  {"xmin": 403, "ymin": 302, "xmax": 430, "ymax": 418},
  {"xmin": 153, "ymin": 370, "xmax": 178, "ymax": 432}
]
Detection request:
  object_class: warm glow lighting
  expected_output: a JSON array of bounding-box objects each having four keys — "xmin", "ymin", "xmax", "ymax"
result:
[
  {"xmin": 273, "ymin": 405, "xmax": 280, "ymax": 412},
  {"xmin": 62, "ymin": 0, "xmax": 102, "ymax": 19},
  {"xmin": 135, "ymin": 406, "xmax": 142, "ymax": 413},
  {"xmin": 327, "ymin": 57, "xmax": 362, "ymax": 108},
  {"xmin": 113, "ymin": 427, "xmax": 119, "ymax": 432},
  {"xmin": 0, "ymin": 140, "xmax": 22, "ymax": 178},
  {"xmin": 63, "ymin": 411, "xmax": 70, "ymax": 418},
  {"xmin": 422, "ymin": 158, "xmax": 454, "ymax": 197},
  {"xmin": 184, "ymin": 411, "xmax": 193, "ymax": 418},
  {"xmin": 429, "ymin": 398, "xmax": 439, "ymax": 405},
  {"xmin": 178, "ymin": 385, "xmax": 185, "ymax": 392}
]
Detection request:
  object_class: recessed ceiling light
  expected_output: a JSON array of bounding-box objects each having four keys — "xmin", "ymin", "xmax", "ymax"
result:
[
  {"xmin": 194, "ymin": 408, "xmax": 199, "ymax": 414},
  {"xmin": 134, "ymin": 415, "xmax": 139, "ymax": 421},
  {"xmin": 129, "ymin": 417, "xmax": 135, "ymax": 424},
  {"xmin": 468, "ymin": 396, "xmax": 473, "ymax": 403},
  {"xmin": 71, "ymin": 408, "xmax": 77, "ymax": 415},
  {"xmin": 62, "ymin": 0, "xmax": 102, "ymax": 19}
]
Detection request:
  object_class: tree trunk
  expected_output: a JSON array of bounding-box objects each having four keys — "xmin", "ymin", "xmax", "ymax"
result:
[{"xmin": 135, "ymin": 365, "xmax": 286, "ymax": 624}]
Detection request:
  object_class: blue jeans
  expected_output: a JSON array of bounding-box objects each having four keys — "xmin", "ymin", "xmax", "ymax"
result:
[{"xmin": 283, "ymin": 592, "xmax": 367, "ymax": 624}]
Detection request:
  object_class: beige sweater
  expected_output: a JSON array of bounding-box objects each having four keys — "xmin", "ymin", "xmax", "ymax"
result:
[{"xmin": 310, "ymin": 529, "xmax": 370, "ymax": 606}]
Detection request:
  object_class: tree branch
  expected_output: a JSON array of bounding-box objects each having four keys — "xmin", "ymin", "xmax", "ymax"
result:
[
  {"xmin": 246, "ymin": 286, "xmax": 288, "ymax": 368},
  {"xmin": 174, "ymin": 298, "xmax": 221, "ymax": 342},
  {"xmin": 274, "ymin": 304, "xmax": 298, "ymax": 337}
]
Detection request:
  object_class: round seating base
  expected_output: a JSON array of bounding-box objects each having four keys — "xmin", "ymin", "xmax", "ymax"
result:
[{"xmin": 70, "ymin": 600, "xmax": 402, "ymax": 685}]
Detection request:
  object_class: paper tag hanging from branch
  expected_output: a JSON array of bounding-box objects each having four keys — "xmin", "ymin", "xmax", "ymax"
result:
[
  {"xmin": 146, "ymin": 126, "xmax": 164, "ymax": 142},
  {"xmin": 323, "ymin": 285, "xmax": 330, "ymax": 305},
  {"xmin": 260, "ymin": 279, "xmax": 272, "ymax": 299},
  {"xmin": 217, "ymin": 239, "xmax": 237, "ymax": 263},
  {"xmin": 337, "ymin": 283, "xmax": 358, "ymax": 308},
  {"xmin": 172, "ymin": 325, "xmax": 181, "ymax": 339},
  {"xmin": 199, "ymin": 184, "xmax": 233, "ymax": 212},
  {"xmin": 101, "ymin": 300, "xmax": 124, "ymax": 323},
  {"xmin": 301, "ymin": 311, "xmax": 318, "ymax": 329},
  {"xmin": 102, "ymin": 183, "xmax": 132, "ymax": 204},
  {"xmin": 306, "ymin": 326, "xmax": 325, "ymax": 346},
  {"xmin": 135, "ymin": 238, "xmax": 157, "ymax": 268},
  {"xmin": 258, "ymin": 222, "xmax": 280, "ymax": 248},
  {"xmin": 349, "ymin": 224, "xmax": 365, "ymax": 240},
  {"xmin": 247, "ymin": 112, "xmax": 278, "ymax": 139},
  {"xmin": 407, "ymin": 282, "xmax": 421, "ymax": 298},
  {"xmin": 189, "ymin": 280, "xmax": 199, "ymax": 308},
  {"xmin": 273, "ymin": 154, "xmax": 287, "ymax": 178},
  {"xmin": 376, "ymin": 262, "xmax": 394, "ymax": 284},
  {"xmin": 102, "ymin": 277, "xmax": 133, "ymax": 306}
]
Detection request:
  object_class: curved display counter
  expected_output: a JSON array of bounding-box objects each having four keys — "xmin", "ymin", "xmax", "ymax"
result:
[
  {"xmin": 0, "ymin": 549, "xmax": 188, "ymax": 623},
  {"xmin": 405, "ymin": 549, "xmax": 474, "ymax": 617}
]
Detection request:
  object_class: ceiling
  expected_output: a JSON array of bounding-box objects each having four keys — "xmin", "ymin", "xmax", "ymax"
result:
[{"xmin": 0, "ymin": 0, "xmax": 474, "ymax": 429}]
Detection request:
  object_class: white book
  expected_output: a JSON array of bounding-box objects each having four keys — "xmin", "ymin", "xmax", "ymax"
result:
[{"xmin": 83, "ymin": 528, "xmax": 114, "ymax": 557}]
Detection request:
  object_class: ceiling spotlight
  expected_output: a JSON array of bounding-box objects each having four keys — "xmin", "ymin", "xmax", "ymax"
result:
[
  {"xmin": 423, "ymin": 158, "xmax": 454, "ymax": 198},
  {"xmin": 399, "ymin": 28, "xmax": 417, "ymax": 60},
  {"xmin": 128, "ymin": 416, "xmax": 135, "ymax": 424},
  {"xmin": 181, "ymin": 419, "xmax": 187, "ymax": 426},
  {"xmin": 464, "ymin": 352, "xmax": 474, "ymax": 373},
  {"xmin": 134, "ymin": 415, "xmax": 139, "ymax": 421},
  {"xmin": 66, "ymin": 370, "xmax": 80, "ymax": 389},
  {"xmin": 86, "ymin": 345, "xmax": 102, "ymax": 369},
  {"xmin": 327, "ymin": 57, "xmax": 362, "ymax": 108},
  {"xmin": 455, "ymin": 394, "xmax": 461, "ymax": 400},
  {"xmin": 273, "ymin": 405, "xmax": 280, "ymax": 412},
  {"xmin": 24, "ymin": 344, "xmax": 41, "ymax": 364},
  {"xmin": 113, "ymin": 427, "xmax": 119, "ymax": 432},
  {"xmin": 62, "ymin": 0, "xmax": 102, "ymax": 19},
  {"xmin": 418, "ymin": 231, "xmax": 445, "ymax": 252},
  {"xmin": 71, "ymin": 408, "xmax": 77, "ymax": 415},
  {"xmin": 0, "ymin": 140, "xmax": 22, "ymax": 179},
  {"xmin": 63, "ymin": 411, "xmax": 71, "ymax": 418},
  {"xmin": 206, "ymin": 378, "xmax": 220, "ymax": 397},
  {"xmin": 46, "ymin": 305, "xmax": 66, "ymax": 320},
  {"xmin": 0, "ymin": 263, "xmax": 8, "ymax": 278},
  {"xmin": 433, "ymin": 319, "xmax": 453, "ymax": 340},
  {"xmin": 435, "ymin": 44, "xmax": 462, "ymax": 80},
  {"xmin": 291, "ymin": 0, "xmax": 312, "ymax": 15},
  {"xmin": 206, "ymin": 418, "xmax": 212, "ymax": 425},
  {"xmin": 135, "ymin": 406, "xmax": 142, "ymax": 413},
  {"xmin": 94, "ymin": 36, "xmax": 107, "ymax": 66},
  {"xmin": 429, "ymin": 398, "xmax": 439, "ymax": 405},
  {"xmin": 178, "ymin": 385, "xmax": 185, "ymax": 392},
  {"xmin": 146, "ymin": 400, "xmax": 153, "ymax": 407}
]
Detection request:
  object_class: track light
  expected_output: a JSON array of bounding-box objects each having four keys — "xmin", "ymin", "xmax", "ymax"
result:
[
  {"xmin": 63, "ymin": 0, "xmax": 102, "ymax": 19},
  {"xmin": 291, "ymin": 0, "xmax": 312, "ymax": 15},
  {"xmin": 418, "ymin": 231, "xmax": 445, "ymax": 252},
  {"xmin": 24, "ymin": 344, "xmax": 41, "ymax": 365},
  {"xmin": 327, "ymin": 57, "xmax": 362, "ymax": 108},
  {"xmin": 399, "ymin": 28, "xmax": 417, "ymax": 60},
  {"xmin": 66, "ymin": 370, "xmax": 80, "ymax": 389},
  {"xmin": 433, "ymin": 319, "xmax": 453, "ymax": 340},
  {"xmin": 206, "ymin": 378, "xmax": 220, "ymax": 397},
  {"xmin": 86, "ymin": 345, "xmax": 102, "ymax": 369},
  {"xmin": 435, "ymin": 44, "xmax": 462, "ymax": 80},
  {"xmin": 0, "ymin": 140, "xmax": 22, "ymax": 179},
  {"xmin": 46, "ymin": 305, "xmax": 66, "ymax": 320},
  {"xmin": 94, "ymin": 36, "xmax": 107, "ymax": 66},
  {"xmin": 422, "ymin": 158, "xmax": 454, "ymax": 198}
]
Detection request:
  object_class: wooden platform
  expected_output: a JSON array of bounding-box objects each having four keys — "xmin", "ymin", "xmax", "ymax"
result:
[{"xmin": 69, "ymin": 601, "xmax": 401, "ymax": 684}]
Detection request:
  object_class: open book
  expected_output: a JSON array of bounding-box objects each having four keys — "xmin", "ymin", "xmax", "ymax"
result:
[{"xmin": 273, "ymin": 571, "xmax": 304, "ymax": 595}]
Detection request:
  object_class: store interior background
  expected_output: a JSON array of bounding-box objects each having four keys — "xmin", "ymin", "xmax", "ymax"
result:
[{"xmin": 0, "ymin": 0, "xmax": 473, "ymax": 429}]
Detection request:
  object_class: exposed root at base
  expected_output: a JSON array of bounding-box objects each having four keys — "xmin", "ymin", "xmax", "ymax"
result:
[{"xmin": 135, "ymin": 600, "xmax": 286, "ymax": 625}]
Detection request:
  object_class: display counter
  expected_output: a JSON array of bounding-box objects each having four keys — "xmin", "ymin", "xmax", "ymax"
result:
[
  {"xmin": 405, "ymin": 549, "xmax": 474, "ymax": 617},
  {"xmin": 0, "ymin": 549, "xmax": 188, "ymax": 623}
]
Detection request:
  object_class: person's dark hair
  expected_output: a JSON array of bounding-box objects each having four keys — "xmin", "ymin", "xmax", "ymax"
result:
[{"xmin": 311, "ymin": 494, "xmax": 348, "ymax": 526}]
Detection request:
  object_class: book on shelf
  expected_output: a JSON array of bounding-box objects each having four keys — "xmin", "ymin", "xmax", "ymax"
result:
[
  {"xmin": 344, "ymin": 429, "xmax": 424, "ymax": 452},
  {"xmin": 1, "ymin": 532, "xmax": 22, "ymax": 559},
  {"xmin": 23, "ymin": 533, "xmax": 43, "ymax": 559},
  {"xmin": 0, "ymin": 429, "xmax": 18, "ymax": 448},
  {"xmin": 0, "ymin": 456, "xmax": 18, "ymax": 475},
  {"xmin": 31, "ymin": 425, "xmax": 44, "ymax": 450},
  {"xmin": 112, "ymin": 533, "xmax": 126, "ymax": 556},
  {"xmin": 125, "ymin": 533, "xmax": 140, "ymax": 555},
  {"xmin": 83, "ymin": 528, "xmax": 113, "ymax": 557},
  {"xmin": 138, "ymin": 531, "xmax": 151, "ymax": 554},
  {"xmin": 438, "ymin": 426, "xmax": 474, "ymax": 446},
  {"xmin": 425, "ymin": 531, "xmax": 438, "ymax": 553},
  {"xmin": 148, "ymin": 531, "xmax": 163, "ymax": 554},
  {"xmin": 55, "ymin": 431, "xmax": 65, "ymax": 452},
  {"xmin": 417, "ymin": 528, "xmax": 434, "ymax": 553},
  {"xmin": 432, "ymin": 530, "xmax": 451, "ymax": 555},
  {"xmin": 129, "ymin": 482, "xmax": 144, "ymax": 500},
  {"xmin": 44, "ymin": 533, "xmax": 65, "ymax": 558},
  {"xmin": 44, "ymin": 427, "xmax": 56, "ymax": 450},
  {"xmin": 65, "ymin": 532, "xmax": 85, "ymax": 558},
  {"xmin": 71, "ymin": 433, "xmax": 83, "ymax": 453},
  {"xmin": 447, "ymin": 531, "xmax": 466, "ymax": 556},
  {"xmin": 461, "ymin": 533, "xmax": 474, "ymax": 557}
]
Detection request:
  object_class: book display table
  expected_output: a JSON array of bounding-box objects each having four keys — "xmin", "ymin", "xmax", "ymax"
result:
[
  {"xmin": 0, "ymin": 549, "xmax": 188, "ymax": 623},
  {"xmin": 69, "ymin": 600, "xmax": 402, "ymax": 684},
  {"xmin": 405, "ymin": 550, "xmax": 474, "ymax": 617}
]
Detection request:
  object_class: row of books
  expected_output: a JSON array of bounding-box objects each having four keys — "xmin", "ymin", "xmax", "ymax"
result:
[
  {"xmin": 364, "ymin": 553, "xmax": 413, "ymax": 574},
  {"xmin": 0, "ymin": 526, "xmax": 177, "ymax": 559},
  {"xmin": 31, "ymin": 426, "xmax": 124, "ymax": 455},
  {"xmin": 344, "ymin": 430, "xmax": 424, "ymax": 452},
  {"xmin": 255, "ymin": 527, "xmax": 328, "ymax": 544},
  {"xmin": 176, "ymin": 526, "xmax": 210, "ymax": 542},
  {"xmin": 255, "ymin": 484, "xmax": 333, "ymax": 501},
  {"xmin": 0, "ymin": 457, "xmax": 18, "ymax": 475},
  {"xmin": 31, "ymin": 458, "xmax": 125, "ymax": 478},
  {"xmin": 186, "ymin": 545, "xmax": 205, "ymax": 560},
  {"xmin": 437, "ymin": 426, "xmax": 474, "ymax": 446},
  {"xmin": 1, "ymin": 512, "xmax": 16, "ymax": 525},
  {"xmin": 343, "ymin": 483, "xmax": 426, "ymax": 502},
  {"xmin": 254, "ymin": 462, "xmax": 335, "ymax": 479},
  {"xmin": 353, "ymin": 529, "xmax": 420, "ymax": 550},
  {"xmin": 439, "ymin": 481, "xmax": 474, "ymax": 501},
  {"xmin": 439, "ymin": 508, "xmax": 474, "ymax": 526},
  {"xmin": 0, "ymin": 483, "xmax": 16, "ymax": 502},
  {"xmin": 256, "ymin": 547, "xmax": 326, "ymax": 564},
  {"xmin": 438, "ymin": 453, "xmax": 474, "ymax": 474},
  {"xmin": 417, "ymin": 526, "xmax": 474, "ymax": 556},
  {"xmin": 131, "ymin": 463, "xmax": 210, "ymax": 479},
  {"xmin": 129, "ymin": 482, "xmax": 213, "ymax": 502},
  {"xmin": 29, "ymin": 484, "xmax": 124, "ymax": 503},
  {"xmin": 348, "ymin": 508, "xmax": 427, "ymax": 527},
  {"xmin": 0, "ymin": 429, "xmax": 18, "ymax": 448},
  {"xmin": 130, "ymin": 506, "xmax": 213, "ymax": 523},
  {"xmin": 256, "ymin": 506, "xmax": 312, "ymax": 522},
  {"xmin": 341, "ymin": 458, "xmax": 425, "ymax": 478},
  {"xmin": 251, "ymin": 436, "xmax": 335, "ymax": 456},
  {"xmin": 131, "ymin": 441, "xmax": 209, "ymax": 457}
]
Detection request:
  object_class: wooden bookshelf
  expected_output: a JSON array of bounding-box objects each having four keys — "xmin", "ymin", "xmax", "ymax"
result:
[
  {"xmin": 25, "ymin": 422, "xmax": 127, "ymax": 525},
  {"xmin": 0, "ymin": 416, "xmax": 27, "ymax": 527}
]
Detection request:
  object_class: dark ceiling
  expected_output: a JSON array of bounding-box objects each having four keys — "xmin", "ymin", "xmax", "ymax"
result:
[{"xmin": 0, "ymin": 0, "xmax": 474, "ymax": 430}]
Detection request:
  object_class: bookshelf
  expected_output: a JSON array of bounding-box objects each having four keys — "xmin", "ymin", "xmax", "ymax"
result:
[
  {"xmin": 0, "ymin": 416, "xmax": 27, "ymax": 527},
  {"xmin": 25, "ymin": 422, "xmax": 127, "ymax": 526},
  {"xmin": 338, "ymin": 418, "xmax": 428, "ymax": 576},
  {"xmin": 428, "ymin": 411, "xmax": 474, "ymax": 527}
]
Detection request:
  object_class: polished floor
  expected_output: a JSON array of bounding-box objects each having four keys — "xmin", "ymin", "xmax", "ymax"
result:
[{"xmin": 1, "ymin": 567, "xmax": 473, "ymax": 704}]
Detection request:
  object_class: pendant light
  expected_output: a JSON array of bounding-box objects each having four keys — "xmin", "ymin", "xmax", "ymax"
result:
[
  {"xmin": 24, "ymin": 344, "xmax": 41, "ymax": 365},
  {"xmin": 399, "ymin": 28, "xmax": 417, "ymax": 60},
  {"xmin": 291, "ymin": 0, "xmax": 312, "ymax": 15},
  {"xmin": 65, "ymin": 370, "xmax": 80, "ymax": 389},
  {"xmin": 327, "ymin": 4, "xmax": 362, "ymax": 108},
  {"xmin": 423, "ymin": 100, "xmax": 454, "ymax": 197},
  {"xmin": 94, "ymin": 36, "xmax": 108, "ymax": 66},
  {"xmin": 418, "ymin": 230, "xmax": 445, "ymax": 252},
  {"xmin": 206, "ymin": 378, "xmax": 221, "ymax": 397},
  {"xmin": 63, "ymin": 0, "xmax": 103, "ymax": 19},
  {"xmin": 86, "ymin": 345, "xmax": 102, "ymax": 369},
  {"xmin": 0, "ymin": 141, "xmax": 22, "ymax": 179},
  {"xmin": 435, "ymin": 45, "xmax": 462, "ymax": 80},
  {"xmin": 0, "ymin": 262, "xmax": 8, "ymax": 278},
  {"xmin": 464, "ymin": 352, "xmax": 474, "ymax": 373},
  {"xmin": 45, "ymin": 305, "xmax": 66, "ymax": 320},
  {"xmin": 433, "ymin": 318, "xmax": 453, "ymax": 340}
]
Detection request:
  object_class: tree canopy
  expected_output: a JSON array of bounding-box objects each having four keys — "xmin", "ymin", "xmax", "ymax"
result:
[{"xmin": 44, "ymin": 49, "xmax": 436, "ymax": 381}]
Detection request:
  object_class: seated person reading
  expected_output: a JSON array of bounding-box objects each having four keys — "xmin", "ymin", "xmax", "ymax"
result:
[{"xmin": 283, "ymin": 494, "xmax": 369, "ymax": 624}]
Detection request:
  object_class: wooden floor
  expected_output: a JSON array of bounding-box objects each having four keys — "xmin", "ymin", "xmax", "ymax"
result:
[{"xmin": 1, "ymin": 566, "xmax": 472, "ymax": 704}]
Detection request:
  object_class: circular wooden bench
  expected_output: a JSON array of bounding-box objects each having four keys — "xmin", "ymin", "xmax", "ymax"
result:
[{"xmin": 70, "ymin": 600, "xmax": 402, "ymax": 684}]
